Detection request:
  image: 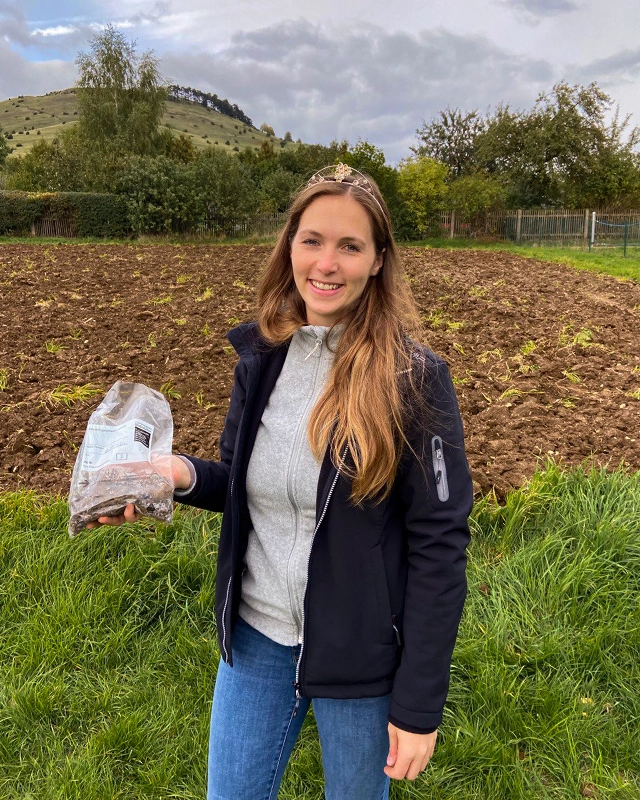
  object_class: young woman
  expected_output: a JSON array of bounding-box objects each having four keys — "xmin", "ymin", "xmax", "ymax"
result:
[{"xmin": 93, "ymin": 165, "xmax": 473, "ymax": 799}]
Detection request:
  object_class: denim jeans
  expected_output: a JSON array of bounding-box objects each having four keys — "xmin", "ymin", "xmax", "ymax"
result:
[{"xmin": 207, "ymin": 617, "xmax": 391, "ymax": 800}]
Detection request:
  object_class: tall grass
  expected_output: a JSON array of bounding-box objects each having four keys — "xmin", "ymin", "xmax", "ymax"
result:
[{"xmin": 1, "ymin": 463, "xmax": 639, "ymax": 798}]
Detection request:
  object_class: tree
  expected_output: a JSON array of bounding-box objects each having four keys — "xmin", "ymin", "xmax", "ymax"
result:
[
  {"xmin": 258, "ymin": 167, "xmax": 299, "ymax": 212},
  {"xmin": 0, "ymin": 128, "xmax": 12, "ymax": 167},
  {"xmin": 397, "ymin": 157, "xmax": 449, "ymax": 236},
  {"xmin": 475, "ymin": 82, "xmax": 640, "ymax": 207},
  {"xmin": 76, "ymin": 24, "xmax": 168, "ymax": 156},
  {"xmin": 414, "ymin": 108, "xmax": 487, "ymax": 177},
  {"xmin": 260, "ymin": 123, "xmax": 275, "ymax": 137}
]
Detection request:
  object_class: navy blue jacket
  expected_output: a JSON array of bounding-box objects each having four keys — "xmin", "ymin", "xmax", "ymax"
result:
[{"xmin": 178, "ymin": 322, "xmax": 473, "ymax": 734}]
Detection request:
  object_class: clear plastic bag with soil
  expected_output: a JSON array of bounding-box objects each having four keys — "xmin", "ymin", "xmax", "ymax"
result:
[{"xmin": 68, "ymin": 381, "xmax": 175, "ymax": 536}]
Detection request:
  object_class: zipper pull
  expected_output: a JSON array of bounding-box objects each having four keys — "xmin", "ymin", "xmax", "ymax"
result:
[
  {"xmin": 304, "ymin": 337, "xmax": 322, "ymax": 360},
  {"xmin": 293, "ymin": 682, "xmax": 302, "ymax": 717},
  {"xmin": 392, "ymin": 616, "xmax": 402, "ymax": 646}
]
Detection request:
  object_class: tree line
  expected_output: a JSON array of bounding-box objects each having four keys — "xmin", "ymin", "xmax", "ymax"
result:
[
  {"xmin": 1, "ymin": 26, "xmax": 639, "ymax": 238},
  {"xmin": 168, "ymin": 86, "xmax": 253, "ymax": 128}
]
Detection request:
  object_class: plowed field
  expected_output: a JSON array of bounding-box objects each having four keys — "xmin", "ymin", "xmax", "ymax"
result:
[{"xmin": 1, "ymin": 243, "xmax": 639, "ymax": 498}]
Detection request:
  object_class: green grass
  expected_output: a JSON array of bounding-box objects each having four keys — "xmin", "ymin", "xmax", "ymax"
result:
[
  {"xmin": 0, "ymin": 88, "xmax": 294, "ymax": 159},
  {"xmin": 1, "ymin": 463, "xmax": 639, "ymax": 798}
]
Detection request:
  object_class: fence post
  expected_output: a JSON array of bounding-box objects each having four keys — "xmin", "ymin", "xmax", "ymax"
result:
[
  {"xmin": 516, "ymin": 209, "xmax": 522, "ymax": 243},
  {"xmin": 583, "ymin": 209, "xmax": 589, "ymax": 243},
  {"xmin": 450, "ymin": 210, "xmax": 455, "ymax": 240},
  {"xmin": 590, "ymin": 212, "xmax": 596, "ymax": 251}
]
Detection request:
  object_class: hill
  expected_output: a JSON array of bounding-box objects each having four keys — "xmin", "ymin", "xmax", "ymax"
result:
[{"xmin": 0, "ymin": 88, "xmax": 295, "ymax": 158}]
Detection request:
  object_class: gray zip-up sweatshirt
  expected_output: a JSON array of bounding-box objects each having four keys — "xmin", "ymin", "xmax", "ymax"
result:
[{"xmin": 238, "ymin": 325, "xmax": 339, "ymax": 646}]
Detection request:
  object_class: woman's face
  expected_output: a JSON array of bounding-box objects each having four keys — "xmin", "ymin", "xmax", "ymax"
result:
[{"xmin": 290, "ymin": 193, "xmax": 383, "ymax": 327}]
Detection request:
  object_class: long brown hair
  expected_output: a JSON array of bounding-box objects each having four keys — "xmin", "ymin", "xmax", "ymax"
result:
[{"xmin": 257, "ymin": 172, "xmax": 423, "ymax": 503}]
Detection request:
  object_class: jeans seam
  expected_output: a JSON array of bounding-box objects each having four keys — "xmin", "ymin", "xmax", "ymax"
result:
[{"xmin": 267, "ymin": 702, "xmax": 298, "ymax": 800}]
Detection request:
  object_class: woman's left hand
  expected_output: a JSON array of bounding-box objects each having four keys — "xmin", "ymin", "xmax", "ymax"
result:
[{"xmin": 384, "ymin": 723, "xmax": 437, "ymax": 781}]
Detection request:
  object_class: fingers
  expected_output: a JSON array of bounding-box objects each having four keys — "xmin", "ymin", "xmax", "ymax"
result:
[
  {"xmin": 386, "ymin": 724, "xmax": 398, "ymax": 768},
  {"xmin": 384, "ymin": 726, "xmax": 437, "ymax": 781},
  {"xmin": 84, "ymin": 503, "xmax": 141, "ymax": 530}
]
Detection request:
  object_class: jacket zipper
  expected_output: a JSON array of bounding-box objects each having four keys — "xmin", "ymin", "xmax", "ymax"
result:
[
  {"xmin": 220, "ymin": 476, "xmax": 235, "ymax": 663},
  {"xmin": 431, "ymin": 435, "xmax": 449, "ymax": 502},
  {"xmin": 287, "ymin": 334, "xmax": 324, "ymax": 639},
  {"xmin": 293, "ymin": 444, "xmax": 348, "ymax": 715}
]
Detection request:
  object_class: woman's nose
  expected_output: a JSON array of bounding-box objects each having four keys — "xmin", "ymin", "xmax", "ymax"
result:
[{"xmin": 317, "ymin": 247, "xmax": 338, "ymax": 272}]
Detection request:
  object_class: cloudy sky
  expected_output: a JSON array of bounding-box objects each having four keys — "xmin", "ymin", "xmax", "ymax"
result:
[{"xmin": 1, "ymin": 0, "xmax": 639, "ymax": 162}]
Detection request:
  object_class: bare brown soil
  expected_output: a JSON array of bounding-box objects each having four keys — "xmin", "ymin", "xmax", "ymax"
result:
[{"xmin": 1, "ymin": 243, "xmax": 639, "ymax": 499}]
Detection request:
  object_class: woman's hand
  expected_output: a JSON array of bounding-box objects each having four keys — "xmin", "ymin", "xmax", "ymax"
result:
[
  {"xmin": 84, "ymin": 502, "xmax": 142, "ymax": 529},
  {"xmin": 84, "ymin": 456, "xmax": 191, "ymax": 530},
  {"xmin": 384, "ymin": 723, "xmax": 437, "ymax": 781}
]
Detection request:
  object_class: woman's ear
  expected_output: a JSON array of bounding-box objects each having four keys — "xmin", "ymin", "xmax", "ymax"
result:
[{"xmin": 371, "ymin": 247, "xmax": 386, "ymax": 276}]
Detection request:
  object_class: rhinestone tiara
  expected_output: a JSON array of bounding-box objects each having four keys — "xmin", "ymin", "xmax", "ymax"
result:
[{"xmin": 303, "ymin": 163, "xmax": 387, "ymax": 215}]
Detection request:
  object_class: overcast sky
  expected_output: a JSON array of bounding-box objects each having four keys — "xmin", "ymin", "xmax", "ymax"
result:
[{"xmin": 1, "ymin": 0, "xmax": 639, "ymax": 162}]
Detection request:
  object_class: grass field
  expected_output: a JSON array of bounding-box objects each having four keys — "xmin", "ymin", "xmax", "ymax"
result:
[
  {"xmin": 0, "ymin": 89, "xmax": 294, "ymax": 158},
  {"xmin": 1, "ymin": 463, "xmax": 639, "ymax": 799}
]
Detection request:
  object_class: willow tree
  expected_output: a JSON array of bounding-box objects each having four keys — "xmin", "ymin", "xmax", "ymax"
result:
[{"xmin": 75, "ymin": 24, "xmax": 167, "ymax": 156}]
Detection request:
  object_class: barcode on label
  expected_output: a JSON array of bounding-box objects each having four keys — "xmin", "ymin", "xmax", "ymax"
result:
[{"xmin": 134, "ymin": 426, "xmax": 151, "ymax": 448}]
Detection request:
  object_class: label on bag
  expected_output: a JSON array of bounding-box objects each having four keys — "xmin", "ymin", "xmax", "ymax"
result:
[{"xmin": 80, "ymin": 419, "xmax": 154, "ymax": 471}]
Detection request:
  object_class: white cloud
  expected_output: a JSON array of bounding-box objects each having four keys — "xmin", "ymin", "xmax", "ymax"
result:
[{"xmin": 32, "ymin": 25, "xmax": 78, "ymax": 37}]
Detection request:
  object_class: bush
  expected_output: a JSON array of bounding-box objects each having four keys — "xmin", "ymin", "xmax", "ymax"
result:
[{"xmin": 0, "ymin": 190, "xmax": 131, "ymax": 237}]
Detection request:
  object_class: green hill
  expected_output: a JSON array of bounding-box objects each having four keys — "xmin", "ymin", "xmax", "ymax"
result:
[{"xmin": 0, "ymin": 88, "xmax": 294, "ymax": 158}]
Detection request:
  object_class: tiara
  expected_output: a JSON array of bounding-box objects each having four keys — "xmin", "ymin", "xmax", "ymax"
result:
[{"xmin": 303, "ymin": 163, "xmax": 387, "ymax": 215}]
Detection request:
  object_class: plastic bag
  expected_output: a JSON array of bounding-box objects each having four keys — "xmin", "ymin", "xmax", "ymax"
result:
[{"xmin": 68, "ymin": 381, "xmax": 174, "ymax": 537}]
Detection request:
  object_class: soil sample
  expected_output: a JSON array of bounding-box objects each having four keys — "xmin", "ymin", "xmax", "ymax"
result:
[{"xmin": 68, "ymin": 381, "xmax": 174, "ymax": 536}]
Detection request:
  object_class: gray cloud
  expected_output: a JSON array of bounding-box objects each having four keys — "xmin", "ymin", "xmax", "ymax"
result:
[
  {"xmin": 506, "ymin": 0, "xmax": 579, "ymax": 13},
  {"xmin": 574, "ymin": 47, "xmax": 640, "ymax": 83},
  {"xmin": 161, "ymin": 21, "xmax": 555, "ymax": 162}
]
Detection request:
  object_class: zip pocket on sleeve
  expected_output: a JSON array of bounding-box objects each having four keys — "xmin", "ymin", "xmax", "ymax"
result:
[{"xmin": 431, "ymin": 435, "xmax": 449, "ymax": 502}]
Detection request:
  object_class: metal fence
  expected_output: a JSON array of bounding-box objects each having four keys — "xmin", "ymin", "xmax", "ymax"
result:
[{"xmin": 437, "ymin": 208, "xmax": 640, "ymax": 244}]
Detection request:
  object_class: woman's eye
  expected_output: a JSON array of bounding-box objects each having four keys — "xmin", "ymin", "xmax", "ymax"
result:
[
  {"xmin": 302, "ymin": 238, "xmax": 319, "ymax": 246},
  {"xmin": 344, "ymin": 243, "xmax": 360, "ymax": 253}
]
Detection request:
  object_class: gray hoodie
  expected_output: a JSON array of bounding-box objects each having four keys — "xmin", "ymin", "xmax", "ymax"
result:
[{"xmin": 238, "ymin": 325, "xmax": 339, "ymax": 645}]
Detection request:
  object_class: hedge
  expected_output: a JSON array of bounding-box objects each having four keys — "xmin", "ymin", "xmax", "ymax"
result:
[{"xmin": 0, "ymin": 191, "xmax": 131, "ymax": 237}]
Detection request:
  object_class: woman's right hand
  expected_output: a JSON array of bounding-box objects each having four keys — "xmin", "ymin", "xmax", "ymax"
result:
[{"xmin": 84, "ymin": 456, "xmax": 192, "ymax": 529}]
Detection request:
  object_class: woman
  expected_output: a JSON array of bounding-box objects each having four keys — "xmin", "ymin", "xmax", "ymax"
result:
[{"xmin": 93, "ymin": 164, "xmax": 473, "ymax": 799}]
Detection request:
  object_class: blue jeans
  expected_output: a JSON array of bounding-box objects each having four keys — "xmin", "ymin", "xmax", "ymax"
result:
[{"xmin": 207, "ymin": 617, "xmax": 391, "ymax": 800}]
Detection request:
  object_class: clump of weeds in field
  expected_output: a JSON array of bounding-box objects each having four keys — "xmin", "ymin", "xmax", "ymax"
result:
[
  {"xmin": 233, "ymin": 279, "xmax": 250, "ymax": 291},
  {"xmin": 202, "ymin": 322, "xmax": 213, "ymax": 336},
  {"xmin": 196, "ymin": 287, "xmax": 213, "ymax": 302},
  {"xmin": 176, "ymin": 274, "xmax": 191, "ymax": 285},
  {"xmin": 146, "ymin": 295, "xmax": 173, "ymax": 306},
  {"xmin": 478, "ymin": 349, "xmax": 502, "ymax": 364},
  {"xmin": 35, "ymin": 298, "xmax": 54, "ymax": 309},
  {"xmin": 562, "ymin": 370, "xmax": 581, "ymax": 384},
  {"xmin": 44, "ymin": 339, "xmax": 64, "ymax": 354},
  {"xmin": 68, "ymin": 328, "xmax": 82, "ymax": 340},
  {"xmin": 160, "ymin": 381, "xmax": 181, "ymax": 400},
  {"xmin": 626, "ymin": 389, "xmax": 640, "ymax": 400},
  {"xmin": 227, "ymin": 316, "xmax": 240, "ymax": 326},
  {"xmin": 558, "ymin": 324, "xmax": 603, "ymax": 349},
  {"xmin": 193, "ymin": 392, "xmax": 217, "ymax": 410},
  {"xmin": 469, "ymin": 285, "xmax": 489, "ymax": 298},
  {"xmin": 424, "ymin": 310, "xmax": 465, "ymax": 332},
  {"xmin": 173, "ymin": 318, "xmax": 187, "ymax": 326},
  {"xmin": 46, "ymin": 383, "xmax": 103, "ymax": 407},
  {"xmin": 0, "ymin": 368, "xmax": 10, "ymax": 391}
]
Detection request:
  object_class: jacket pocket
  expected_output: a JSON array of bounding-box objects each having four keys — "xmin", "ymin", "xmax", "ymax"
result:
[
  {"xmin": 431, "ymin": 435, "xmax": 449, "ymax": 502},
  {"xmin": 369, "ymin": 545, "xmax": 395, "ymax": 645}
]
